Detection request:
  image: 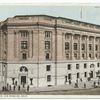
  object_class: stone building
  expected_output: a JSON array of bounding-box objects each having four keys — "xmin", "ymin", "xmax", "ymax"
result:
[{"xmin": 0, "ymin": 15, "xmax": 100, "ymax": 89}]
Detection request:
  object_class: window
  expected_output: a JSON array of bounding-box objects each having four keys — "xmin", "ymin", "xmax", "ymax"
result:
[
  {"xmin": 65, "ymin": 42, "xmax": 69, "ymax": 50},
  {"xmin": 65, "ymin": 76, "xmax": 67, "ymax": 82},
  {"xmin": 21, "ymin": 41, "xmax": 28, "ymax": 49},
  {"xmin": 74, "ymin": 53, "xmax": 78, "ymax": 59},
  {"xmin": 20, "ymin": 31, "xmax": 28, "ymax": 37},
  {"xmin": 89, "ymin": 44, "xmax": 92, "ymax": 50},
  {"xmin": 95, "ymin": 45, "xmax": 98, "ymax": 51},
  {"xmin": 45, "ymin": 31, "xmax": 51, "ymax": 38},
  {"xmin": 82, "ymin": 53, "xmax": 85, "ymax": 58},
  {"xmin": 46, "ymin": 53, "xmax": 50, "ymax": 60},
  {"xmin": 97, "ymin": 63, "xmax": 100, "ymax": 67},
  {"xmin": 65, "ymin": 34, "xmax": 70, "ymax": 39},
  {"xmin": 76, "ymin": 64, "xmax": 79, "ymax": 69},
  {"xmin": 96, "ymin": 54, "xmax": 98, "ymax": 58},
  {"xmin": 82, "ymin": 43, "xmax": 85, "ymax": 50},
  {"xmin": 47, "ymin": 75, "xmax": 51, "ymax": 82},
  {"xmin": 74, "ymin": 43, "xmax": 78, "ymax": 50},
  {"xmin": 84, "ymin": 63, "xmax": 87, "ymax": 69},
  {"xmin": 45, "ymin": 41, "xmax": 50, "ymax": 49},
  {"xmin": 77, "ymin": 73, "xmax": 80, "ymax": 78},
  {"xmin": 67, "ymin": 64, "xmax": 71, "ymax": 70},
  {"xmin": 68, "ymin": 73, "xmax": 71, "ymax": 80},
  {"xmin": 30, "ymin": 78, "xmax": 33, "ymax": 85},
  {"xmin": 46, "ymin": 65, "xmax": 51, "ymax": 71},
  {"xmin": 22, "ymin": 53, "xmax": 27, "ymax": 60},
  {"xmin": 89, "ymin": 54, "xmax": 92, "ymax": 58},
  {"xmin": 84, "ymin": 72, "xmax": 87, "ymax": 77},
  {"xmin": 66, "ymin": 53, "xmax": 70, "ymax": 59}
]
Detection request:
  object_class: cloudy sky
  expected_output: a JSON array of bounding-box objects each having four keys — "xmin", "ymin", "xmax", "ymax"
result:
[{"xmin": 0, "ymin": 5, "xmax": 100, "ymax": 25}]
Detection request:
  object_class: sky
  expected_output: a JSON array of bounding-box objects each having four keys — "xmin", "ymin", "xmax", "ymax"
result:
[{"xmin": 0, "ymin": 5, "xmax": 100, "ymax": 25}]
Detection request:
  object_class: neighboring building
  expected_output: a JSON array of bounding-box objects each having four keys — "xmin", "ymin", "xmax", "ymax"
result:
[{"xmin": 0, "ymin": 15, "xmax": 100, "ymax": 89}]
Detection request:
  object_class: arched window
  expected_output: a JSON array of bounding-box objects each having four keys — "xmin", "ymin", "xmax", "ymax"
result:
[{"xmin": 20, "ymin": 66, "xmax": 28, "ymax": 72}]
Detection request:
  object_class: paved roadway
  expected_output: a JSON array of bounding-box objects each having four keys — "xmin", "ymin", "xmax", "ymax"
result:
[{"xmin": 0, "ymin": 87, "xmax": 100, "ymax": 95}]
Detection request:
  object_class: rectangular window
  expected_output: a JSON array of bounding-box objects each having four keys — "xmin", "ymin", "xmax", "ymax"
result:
[
  {"xmin": 97, "ymin": 63, "xmax": 100, "ymax": 67},
  {"xmin": 89, "ymin": 44, "xmax": 92, "ymax": 50},
  {"xmin": 47, "ymin": 75, "xmax": 51, "ymax": 82},
  {"xmin": 74, "ymin": 43, "xmax": 78, "ymax": 50},
  {"xmin": 21, "ymin": 41, "xmax": 28, "ymax": 49},
  {"xmin": 77, "ymin": 73, "xmax": 80, "ymax": 78},
  {"xmin": 45, "ymin": 41, "xmax": 50, "ymax": 49},
  {"xmin": 46, "ymin": 53, "xmax": 50, "ymax": 60},
  {"xmin": 46, "ymin": 65, "xmax": 51, "ymax": 71},
  {"xmin": 65, "ymin": 42, "xmax": 69, "ymax": 50},
  {"xmin": 66, "ymin": 53, "xmax": 70, "ymax": 59},
  {"xmin": 68, "ymin": 73, "xmax": 71, "ymax": 80},
  {"xmin": 95, "ymin": 45, "xmax": 98, "ymax": 51},
  {"xmin": 84, "ymin": 72, "xmax": 87, "ymax": 77},
  {"xmin": 45, "ymin": 31, "xmax": 51, "ymax": 38},
  {"xmin": 67, "ymin": 64, "xmax": 71, "ymax": 70},
  {"xmin": 82, "ymin": 43, "xmax": 85, "ymax": 50},
  {"xmin": 22, "ymin": 53, "xmax": 27, "ymax": 60},
  {"xmin": 76, "ymin": 64, "xmax": 79, "ymax": 69},
  {"xmin": 84, "ymin": 63, "xmax": 87, "ymax": 68},
  {"xmin": 74, "ymin": 53, "xmax": 78, "ymax": 59}
]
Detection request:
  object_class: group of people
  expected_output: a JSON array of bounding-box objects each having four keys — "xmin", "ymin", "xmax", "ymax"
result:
[{"xmin": 2, "ymin": 83, "xmax": 30, "ymax": 92}]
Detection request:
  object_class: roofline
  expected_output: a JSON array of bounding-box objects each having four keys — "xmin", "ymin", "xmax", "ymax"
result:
[{"xmin": 2, "ymin": 14, "xmax": 100, "ymax": 27}]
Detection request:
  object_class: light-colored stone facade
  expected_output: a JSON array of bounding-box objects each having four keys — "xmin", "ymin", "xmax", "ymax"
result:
[{"xmin": 0, "ymin": 15, "xmax": 100, "ymax": 89}]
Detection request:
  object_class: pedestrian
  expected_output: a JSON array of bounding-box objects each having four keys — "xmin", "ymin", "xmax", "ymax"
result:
[
  {"xmin": 94, "ymin": 81, "xmax": 96, "ymax": 87},
  {"xmin": 84, "ymin": 83, "xmax": 86, "ymax": 88},
  {"xmin": 9, "ymin": 85, "xmax": 11, "ymax": 91},
  {"xmin": 2, "ymin": 86, "xmax": 4, "ymax": 91},
  {"xmin": 69, "ymin": 80, "xmax": 71, "ymax": 84},
  {"xmin": 13, "ymin": 85, "xmax": 15, "ymax": 91},
  {"xmin": 18, "ymin": 85, "xmax": 20, "ymax": 91},
  {"xmin": 98, "ymin": 81, "xmax": 99, "ymax": 86},
  {"xmin": 15, "ymin": 81, "xmax": 17, "ymax": 86},
  {"xmin": 27, "ymin": 85, "xmax": 29, "ymax": 92}
]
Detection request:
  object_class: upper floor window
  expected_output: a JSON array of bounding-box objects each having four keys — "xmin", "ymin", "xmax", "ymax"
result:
[
  {"xmin": 46, "ymin": 65, "xmax": 51, "ymax": 71},
  {"xmin": 76, "ymin": 64, "xmax": 79, "ymax": 69},
  {"xmin": 67, "ymin": 64, "xmax": 71, "ymax": 70},
  {"xmin": 66, "ymin": 53, "xmax": 70, "ymax": 59},
  {"xmin": 82, "ymin": 43, "xmax": 85, "ymax": 50},
  {"xmin": 21, "ymin": 41, "xmax": 28, "ymax": 49},
  {"xmin": 45, "ymin": 31, "xmax": 51, "ymax": 38},
  {"xmin": 46, "ymin": 53, "xmax": 50, "ymax": 60},
  {"xmin": 20, "ymin": 30, "xmax": 28, "ymax": 37},
  {"xmin": 84, "ymin": 63, "xmax": 87, "ymax": 69},
  {"xmin": 65, "ymin": 42, "xmax": 69, "ymax": 50},
  {"xmin": 45, "ymin": 41, "xmax": 50, "ymax": 49},
  {"xmin": 22, "ymin": 53, "xmax": 27, "ymax": 60},
  {"xmin": 65, "ymin": 34, "xmax": 70, "ymax": 39},
  {"xmin": 74, "ymin": 43, "xmax": 78, "ymax": 50},
  {"xmin": 89, "ymin": 44, "xmax": 92, "ymax": 51},
  {"xmin": 95, "ymin": 45, "xmax": 98, "ymax": 51}
]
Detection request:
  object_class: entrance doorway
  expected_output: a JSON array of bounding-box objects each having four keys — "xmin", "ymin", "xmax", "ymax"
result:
[{"xmin": 21, "ymin": 76, "xmax": 26, "ymax": 85}]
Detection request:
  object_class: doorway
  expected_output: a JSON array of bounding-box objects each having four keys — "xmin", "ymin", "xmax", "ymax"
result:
[{"xmin": 21, "ymin": 76, "xmax": 26, "ymax": 85}]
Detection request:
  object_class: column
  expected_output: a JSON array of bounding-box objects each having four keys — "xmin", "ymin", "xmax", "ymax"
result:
[
  {"xmin": 86, "ymin": 35, "xmax": 89, "ymax": 60},
  {"xmin": 93, "ymin": 37, "xmax": 96, "ymax": 59},
  {"xmin": 79, "ymin": 35, "xmax": 81, "ymax": 60},
  {"xmin": 71, "ymin": 34, "xmax": 74, "ymax": 60}
]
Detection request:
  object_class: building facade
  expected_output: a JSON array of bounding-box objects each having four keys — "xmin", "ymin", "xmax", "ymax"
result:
[{"xmin": 0, "ymin": 15, "xmax": 100, "ymax": 89}]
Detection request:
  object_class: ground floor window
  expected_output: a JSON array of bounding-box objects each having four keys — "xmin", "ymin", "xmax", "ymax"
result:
[
  {"xmin": 68, "ymin": 73, "xmax": 71, "ymax": 80},
  {"xmin": 47, "ymin": 75, "xmax": 51, "ymax": 82},
  {"xmin": 77, "ymin": 73, "xmax": 80, "ymax": 78}
]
